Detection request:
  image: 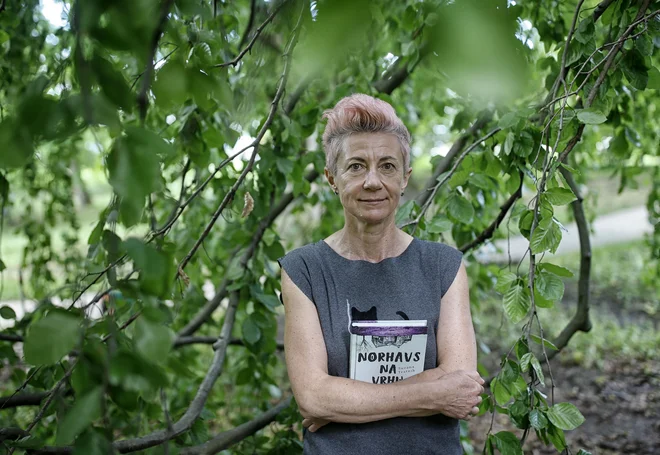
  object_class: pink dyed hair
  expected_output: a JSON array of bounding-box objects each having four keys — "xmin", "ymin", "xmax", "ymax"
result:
[{"xmin": 321, "ymin": 94, "xmax": 411, "ymax": 174}]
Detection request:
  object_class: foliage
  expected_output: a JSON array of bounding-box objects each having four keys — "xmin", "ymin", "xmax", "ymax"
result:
[{"xmin": 0, "ymin": 0, "xmax": 659, "ymax": 454}]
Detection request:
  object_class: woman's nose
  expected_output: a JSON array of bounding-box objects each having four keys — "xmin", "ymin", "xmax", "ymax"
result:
[{"xmin": 363, "ymin": 169, "xmax": 383, "ymax": 189}]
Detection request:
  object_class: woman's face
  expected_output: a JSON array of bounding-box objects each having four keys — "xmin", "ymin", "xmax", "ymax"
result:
[{"xmin": 326, "ymin": 132, "xmax": 411, "ymax": 226}]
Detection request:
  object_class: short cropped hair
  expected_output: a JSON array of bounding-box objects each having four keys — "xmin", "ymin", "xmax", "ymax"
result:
[{"xmin": 321, "ymin": 94, "xmax": 411, "ymax": 175}]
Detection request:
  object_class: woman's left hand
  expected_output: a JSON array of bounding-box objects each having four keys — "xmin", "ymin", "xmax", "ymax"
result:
[{"xmin": 302, "ymin": 417, "xmax": 330, "ymax": 432}]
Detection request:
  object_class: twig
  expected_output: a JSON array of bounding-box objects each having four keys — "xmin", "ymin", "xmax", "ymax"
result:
[
  {"xmin": 415, "ymin": 113, "xmax": 492, "ymax": 208},
  {"xmin": 214, "ymin": 1, "xmax": 285, "ymax": 68},
  {"xmin": 0, "ymin": 333, "xmax": 22, "ymax": 342},
  {"xmin": 0, "ymin": 392, "xmax": 49, "ymax": 409},
  {"xmin": 174, "ymin": 336, "xmax": 284, "ymax": 350},
  {"xmin": 137, "ymin": 0, "xmax": 176, "ymax": 123},
  {"xmin": 179, "ymin": 2, "xmax": 305, "ymax": 272},
  {"xmin": 459, "ymin": 172, "xmax": 523, "ymax": 253},
  {"xmin": 401, "ymin": 128, "xmax": 501, "ymax": 231}
]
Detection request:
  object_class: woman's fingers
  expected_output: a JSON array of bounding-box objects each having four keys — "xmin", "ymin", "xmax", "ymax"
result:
[
  {"xmin": 302, "ymin": 418, "xmax": 312, "ymax": 428},
  {"xmin": 471, "ymin": 406, "xmax": 480, "ymax": 415}
]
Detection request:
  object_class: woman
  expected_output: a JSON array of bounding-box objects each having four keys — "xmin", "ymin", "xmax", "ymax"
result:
[{"xmin": 278, "ymin": 94, "xmax": 484, "ymax": 454}]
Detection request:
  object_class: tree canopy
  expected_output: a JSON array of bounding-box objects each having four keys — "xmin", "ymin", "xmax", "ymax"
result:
[{"xmin": 0, "ymin": 0, "xmax": 659, "ymax": 453}]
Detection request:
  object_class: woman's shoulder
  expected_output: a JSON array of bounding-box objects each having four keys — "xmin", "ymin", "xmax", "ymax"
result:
[
  {"xmin": 279, "ymin": 240, "xmax": 325, "ymax": 264},
  {"xmin": 413, "ymin": 238, "xmax": 463, "ymax": 258}
]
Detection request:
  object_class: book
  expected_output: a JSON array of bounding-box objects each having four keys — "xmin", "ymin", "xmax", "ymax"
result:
[{"xmin": 349, "ymin": 320, "xmax": 428, "ymax": 384}]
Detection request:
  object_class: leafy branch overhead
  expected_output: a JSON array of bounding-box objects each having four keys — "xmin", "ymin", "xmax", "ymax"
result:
[{"xmin": 0, "ymin": 0, "xmax": 659, "ymax": 454}]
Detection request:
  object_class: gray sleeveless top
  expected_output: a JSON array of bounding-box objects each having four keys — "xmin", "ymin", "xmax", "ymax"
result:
[{"xmin": 279, "ymin": 238, "xmax": 464, "ymax": 455}]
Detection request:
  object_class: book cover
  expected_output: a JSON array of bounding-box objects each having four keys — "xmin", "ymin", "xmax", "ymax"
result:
[{"xmin": 349, "ymin": 320, "xmax": 428, "ymax": 384}]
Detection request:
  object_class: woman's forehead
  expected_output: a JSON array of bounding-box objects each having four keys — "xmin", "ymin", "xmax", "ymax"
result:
[{"xmin": 342, "ymin": 133, "xmax": 401, "ymax": 160}]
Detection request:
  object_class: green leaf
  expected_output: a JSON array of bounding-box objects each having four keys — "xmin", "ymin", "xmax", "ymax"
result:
[
  {"xmin": 530, "ymin": 354, "xmax": 545, "ymax": 386},
  {"xmin": 546, "ymin": 402, "xmax": 585, "ymax": 430},
  {"xmin": 622, "ymin": 49, "xmax": 649, "ymax": 90},
  {"xmin": 491, "ymin": 377, "xmax": 511, "ymax": 405},
  {"xmin": 530, "ymin": 334, "xmax": 558, "ymax": 351},
  {"xmin": 529, "ymin": 409, "xmax": 549, "ymax": 430},
  {"xmin": 0, "ymin": 172, "xmax": 9, "ymax": 201},
  {"xmin": 56, "ymin": 387, "xmax": 103, "ymax": 445},
  {"xmin": 504, "ymin": 131, "xmax": 514, "ymax": 155},
  {"xmin": 530, "ymin": 221, "xmax": 562, "ymax": 255},
  {"xmin": 546, "ymin": 423, "xmax": 567, "ymax": 451},
  {"xmin": 447, "ymin": 193, "xmax": 474, "ymax": 224},
  {"xmin": 123, "ymin": 238, "xmax": 174, "ymax": 297},
  {"xmin": 91, "ymin": 54, "xmax": 133, "ymax": 111},
  {"xmin": 153, "ymin": 60, "xmax": 189, "ymax": 108},
  {"xmin": 0, "ymin": 305, "xmax": 16, "ymax": 319},
  {"xmin": 73, "ymin": 430, "xmax": 113, "ymax": 455},
  {"xmin": 493, "ymin": 431, "xmax": 523, "ymax": 455},
  {"xmin": 539, "ymin": 263, "xmax": 573, "ymax": 277},
  {"xmin": 498, "ymin": 112, "xmax": 518, "ymax": 129},
  {"xmin": 495, "ymin": 271, "xmax": 518, "ymax": 294},
  {"xmin": 134, "ymin": 318, "xmax": 175, "ymax": 363},
  {"xmin": 535, "ymin": 270, "xmax": 564, "ymax": 302},
  {"xmin": 427, "ymin": 214, "xmax": 453, "ymax": 233},
  {"xmin": 576, "ymin": 108, "xmax": 607, "ymax": 124},
  {"xmin": 24, "ymin": 311, "xmax": 81, "ymax": 365},
  {"xmin": 0, "ymin": 119, "xmax": 34, "ymax": 169},
  {"xmin": 242, "ymin": 316, "xmax": 261, "ymax": 345},
  {"xmin": 396, "ymin": 200, "xmax": 418, "ymax": 225},
  {"xmin": 503, "ymin": 283, "xmax": 530, "ymax": 324},
  {"xmin": 647, "ymin": 66, "xmax": 660, "ymax": 90},
  {"xmin": 543, "ymin": 187, "xmax": 576, "ymax": 205}
]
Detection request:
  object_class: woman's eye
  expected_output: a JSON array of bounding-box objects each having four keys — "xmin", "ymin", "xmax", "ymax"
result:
[
  {"xmin": 382, "ymin": 163, "xmax": 395, "ymax": 171},
  {"xmin": 349, "ymin": 163, "xmax": 362, "ymax": 171}
]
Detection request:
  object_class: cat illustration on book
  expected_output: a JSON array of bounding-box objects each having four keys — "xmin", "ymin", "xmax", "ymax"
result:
[{"xmin": 350, "ymin": 304, "xmax": 413, "ymax": 350}]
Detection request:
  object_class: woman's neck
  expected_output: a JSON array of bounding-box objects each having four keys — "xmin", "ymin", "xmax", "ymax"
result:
[{"xmin": 326, "ymin": 217, "xmax": 412, "ymax": 263}]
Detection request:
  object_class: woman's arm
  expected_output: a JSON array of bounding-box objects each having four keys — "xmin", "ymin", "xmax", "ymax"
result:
[
  {"xmin": 282, "ymin": 269, "xmax": 483, "ymax": 427},
  {"xmin": 436, "ymin": 263, "xmax": 478, "ymax": 372}
]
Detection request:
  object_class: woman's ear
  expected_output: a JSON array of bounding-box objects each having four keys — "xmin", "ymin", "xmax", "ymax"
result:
[
  {"xmin": 324, "ymin": 167, "xmax": 337, "ymax": 192},
  {"xmin": 402, "ymin": 167, "xmax": 412, "ymax": 190}
]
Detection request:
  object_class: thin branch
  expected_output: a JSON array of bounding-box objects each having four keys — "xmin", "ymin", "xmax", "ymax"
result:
[
  {"xmin": 401, "ymin": 128, "xmax": 501, "ymax": 230},
  {"xmin": 593, "ymin": 0, "xmax": 617, "ymax": 22},
  {"xmin": 179, "ymin": 5, "xmax": 305, "ymax": 272},
  {"xmin": 238, "ymin": 0, "xmax": 258, "ymax": 49},
  {"xmin": 0, "ymin": 428, "xmax": 30, "ymax": 442},
  {"xmin": 180, "ymin": 397, "xmax": 293, "ymax": 455},
  {"xmin": 174, "ymin": 336, "xmax": 284, "ymax": 350},
  {"xmin": 415, "ymin": 113, "xmax": 492, "ymax": 208},
  {"xmin": 0, "ymin": 333, "xmax": 22, "ymax": 342},
  {"xmin": 214, "ymin": 1, "xmax": 285, "ymax": 69},
  {"xmin": 0, "ymin": 393, "xmax": 49, "ymax": 410},
  {"xmin": 546, "ymin": 168, "xmax": 592, "ymax": 360},
  {"xmin": 459, "ymin": 171, "xmax": 524, "ymax": 253},
  {"xmin": 137, "ymin": 0, "xmax": 176, "ymax": 122},
  {"xmin": 177, "ymin": 168, "xmax": 319, "ymax": 337}
]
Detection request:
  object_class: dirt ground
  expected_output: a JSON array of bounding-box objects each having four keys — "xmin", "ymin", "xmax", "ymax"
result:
[{"xmin": 468, "ymin": 357, "xmax": 660, "ymax": 454}]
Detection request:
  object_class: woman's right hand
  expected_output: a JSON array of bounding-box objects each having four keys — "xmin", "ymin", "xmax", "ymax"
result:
[{"xmin": 426, "ymin": 369, "xmax": 484, "ymax": 420}]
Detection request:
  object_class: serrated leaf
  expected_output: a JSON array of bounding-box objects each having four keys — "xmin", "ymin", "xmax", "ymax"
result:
[
  {"xmin": 530, "ymin": 354, "xmax": 545, "ymax": 386},
  {"xmin": 535, "ymin": 270, "xmax": 564, "ymax": 302},
  {"xmin": 546, "ymin": 423, "xmax": 567, "ymax": 451},
  {"xmin": 530, "ymin": 221, "xmax": 562, "ymax": 255},
  {"xmin": 543, "ymin": 187, "xmax": 576, "ymax": 205},
  {"xmin": 496, "ymin": 271, "xmax": 518, "ymax": 294},
  {"xmin": 242, "ymin": 317, "xmax": 261, "ymax": 345},
  {"xmin": 24, "ymin": 311, "xmax": 81, "ymax": 365},
  {"xmin": 539, "ymin": 263, "xmax": 573, "ymax": 277},
  {"xmin": 498, "ymin": 112, "xmax": 518, "ymax": 129},
  {"xmin": 0, "ymin": 305, "xmax": 16, "ymax": 319},
  {"xmin": 56, "ymin": 387, "xmax": 103, "ymax": 445},
  {"xmin": 530, "ymin": 334, "xmax": 558, "ymax": 351},
  {"xmin": 546, "ymin": 402, "xmax": 585, "ymax": 430},
  {"xmin": 576, "ymin": 109, "xmax": 607, "ymax": 124},
  {"xmin": 503, "ymin": 283, "xmax": 530, "ymax": 323},
  {"xmin": 447, "ymin": 193, "xmax": 474, "ymax": 224},
  {"xmin": 134, "ymin": 318, "xmax": 175, "ymax": 363},
  {"xmin": 529, "ymin": 409, "xmax": 549, "ymax": 430},
  {"xmin": 427, "ymin": 214, "xmax": 453, "ymax": 233},
  {"xmin": 493, "ymin": 431, "xmax": 523, "ymax": 455}
]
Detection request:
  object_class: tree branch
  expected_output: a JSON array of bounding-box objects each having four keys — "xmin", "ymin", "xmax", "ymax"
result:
[
  {"xmin": 415, "ymin": 113, "xmax": 492, "ymax": 208},
  {"xmin": 593, "ymin": 0, "xmax": 617, "ymax": 22},
  {"xmin": 180, "ymin": 397, "xmax": 293, "ymax": 455},
  {"xmin": 214, "ymin": 1, "xmax": 285, "ymax": 69},
  {"xmin": 179, "ymin": 3, "xmax": 304, "ymax": 272},
  {"xmin": 238, "ymin": 0, "xmax": 258, "ymax": 50},
  {"xmin": 137, "ymin": 0, "xmax": 176, "ymax": 122},
  {"xmin": 546, "ymin": 168, "xmax": 592, "ymax": 360},
  {"xmin": 402, "ymin": 127, "xmax": 501, "ymax": 230},
  {"xmin": 177, "ymin": 168, "xmax": 319, "ymax": 337},
  {"xmin": 0, "ymin": 333, "xmax": 22, "ymax": 342},
  {"xmin": 173, "ymin": 336, "xmax": 284, "ymax": 350},
  {"xmin": 0, "ymin": 392, "xmax": 49, "ymax": 409},
  {"xmin": 0, "ymin": 427, "xmax": 30, "ymax": 442},
  {"xmin": 459, "ymin": 171, "xmax": 524, "ymax": 253}
]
